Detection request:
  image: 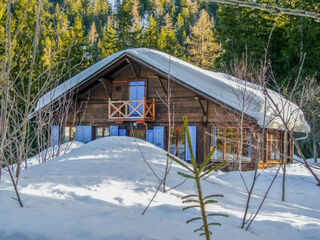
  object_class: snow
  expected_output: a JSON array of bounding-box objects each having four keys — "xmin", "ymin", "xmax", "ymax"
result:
[
  {"xmin": 0, "ymin": 137, "xmax": 319, "ymax": 240},
  {"xmin": 33, "ymin": 48, "xmax": 310, "ymax": 133},
  {"xmin": 1, "ymin": 141, "xmax": 84, "ymax": 175}
]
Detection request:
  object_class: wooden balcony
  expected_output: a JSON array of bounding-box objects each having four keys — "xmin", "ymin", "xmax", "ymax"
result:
[{"xmin": 108, "ymin": 98, "xmax": 155, "ymax": 121}]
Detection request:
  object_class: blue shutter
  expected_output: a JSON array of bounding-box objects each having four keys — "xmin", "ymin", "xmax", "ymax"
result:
[
  {"xmin": 185, "ymin": 126, "xmax": 197, "ymax": 161},
  {"xmin": 75, "ymin": 126, "xmax": 83, "ymax": 142},
  {"xmin": 110, "ymin": 125, "xmax": 119, "ymax": 136},
  {"xmin": 248, "ymin": 129, "xmax": 252, "ymax": 158},
  {"xmin": 75, "ymin": 126, "xmax": 92, "ymax": 143},
  {"xmin": 50, "ymin": 125, "xmax": 60, "ymax": 146},
  {"xmin": 83, "ymin": 126, "xmax": 92, "ymax": 143},
  {"xmin": 146, "ymin": 129, "xmax": 154, "ymax": 144},
  {"xmin": 119, "ymin": 129, "xmax": 126, "ymax": 136},
  {"xmin": 129, "ymin": 81, "xmax": 145, "ymax": 116},
  {"xmin": 153, "ymin": 126, "xmax": 164, "ymax": 149},
  {"xmin": 212, "ymin": 128, "xmax": 217, "ymax": 159}
]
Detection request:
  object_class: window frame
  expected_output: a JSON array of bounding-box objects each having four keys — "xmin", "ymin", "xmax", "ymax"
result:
[
  {"xmin": 63, "ymin": 126, "xmax": 76, "ymax": 143},
  {"xmin": 211, "ymin": 126, "xmax": 252, "ymax": 162},
  {"xmin": 93, "ymin": 126, "xmax": 110, "ymax": 139},
  {"xmin": 130, "ymin": 129, "xmax": 146, "ymax": 140},
  {"xmin": 168, "ymin": 126, "xmax": 186, "ymax": 159}
]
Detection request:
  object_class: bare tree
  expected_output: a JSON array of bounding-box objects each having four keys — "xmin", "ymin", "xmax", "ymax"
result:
[{"xmin": 0, "ymin": 0, "xmax": 86, "ymax": 207}]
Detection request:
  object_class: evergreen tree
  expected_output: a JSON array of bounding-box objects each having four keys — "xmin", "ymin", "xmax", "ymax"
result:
[
  {"xmin": 97, "ymin": 18, "xmax": 119, "ymax": 59},
  {"xmin": 143, "ymin": 15, "xmax": 159, "ymax": 49},
  {"xmin": 158, "ymin": 13, "xmax": 181, "ymax": 55},
  {"xmin": 187, "ymin": 9, "xmax": 221, "ymax": 69},
  {"xmin": 88, "ymin": 21, "xmax": 98, "ymax": 44}
]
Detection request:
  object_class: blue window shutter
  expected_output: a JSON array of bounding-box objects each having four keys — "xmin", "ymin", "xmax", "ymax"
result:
[
  {"xmin": 146, "ymin": 129, "xmax": 154, "ymax": 143},
  {"xmin": 129, "ymin": 82, "xmax": 138, "ymax": 101},
  {"xmin": 50, "ymin": 125, "xmax": 60, "ymax": 146},
  {"xmin": 129, "ymin": 81, "xmax": 145, "ymax": 116},
  {"xmin": 212, "ymin": 128, "xmax": 217, "ymax": 159},
  {"xmin": 185, "ymin": 126, "xmax": 197, "ymax": 161},
  {"xmin": 248, "ymin": 129, "xmax": 252, "ymax": 158},
  {"xmin": 110, "ymin": 125, "xmax": 119, "ymax": 136},
  {"xmin": 83, "ymin": 126, "xmax": 92, "ymax": 143},
  {"xmin": 153, "ymin": 126, "xmax": 164, "ymax": 149},
  {"xmin": 75, "ymin": 126, "xmax": 92, "ymax": 143},
  {"xmin": 119, "ymin": 129, "xmax": 126, "ymax": 136},
  {"xmin": 75, "ymin": 126, "xmax": 83, "ymax": 142}
]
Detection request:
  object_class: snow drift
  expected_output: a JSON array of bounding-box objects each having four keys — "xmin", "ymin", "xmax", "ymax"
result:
[{"xmin": 0, "ymin": 137, "xmax": 319, "ymax": 240}]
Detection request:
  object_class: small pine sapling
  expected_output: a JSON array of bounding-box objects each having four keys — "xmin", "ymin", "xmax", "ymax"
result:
[{"xmin": 167, "ymin": 116, "xmax": 228, "ymax": 240}]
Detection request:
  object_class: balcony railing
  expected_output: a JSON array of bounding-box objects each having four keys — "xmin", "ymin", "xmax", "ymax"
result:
[{"xmin": 108, "ymin": 98, "xmax": 155, "ymax": 121}]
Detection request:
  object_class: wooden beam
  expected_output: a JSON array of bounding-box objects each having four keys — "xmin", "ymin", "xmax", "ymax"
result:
[
  {"xmin": 99, "ymin": 77, "xmax": 112, "ymax": 97},
  {"xmin": 126, "ymin": 58, "xmax": 138, "ymax": 80},
  {"xmin": 196, "ymin": 96, "xmax": 207, "ymax": 116},
  {"xmin": 157, "ymin": 76, "xmax": 167, "ymax": 95}
]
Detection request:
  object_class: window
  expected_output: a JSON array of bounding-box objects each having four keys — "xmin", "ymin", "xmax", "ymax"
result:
[
  {"xmin": 130, "ymin": 130, "xmax": 146, "ymax": 140},
  {"xmin": 266, "ymin": 130, "xmax": 281, "ymax": 161},
  {"xmin": 64, "ymin": 126, "xmax": 76, "ymax": 143},
  {"xmin": 212, "ymin": 127, "xmax": 251, "ymax": 162},
  {"xmin": 94, "ymin": 127, "xmax": 110, "ymax": 139},
  {"xmin": 169, "ymin": 127, "xmax": 186, "ymax": 160}
]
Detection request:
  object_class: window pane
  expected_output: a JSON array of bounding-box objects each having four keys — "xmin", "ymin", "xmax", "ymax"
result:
[
  {"xmin": 169, "ymin": 128, "xmax": 176, "ymax": 155},
  {"xmin": 133, "ymin": 131, "xmax": 139, "ymax": 138},
  {"xmin": 139, "ymin": 131, "xmax": 146, "ymax": 140},
  {"xmin": 104, "ymin": 128, "xmax": 110, "ymax": 137},
  {"xmin": 96, "ymin": 127, "xmax": 103, "ymax": 139},
  {"xmin": 225, "ymin": 128, "xmax": 238, "ymax": 160},
  {"xmin": 177, "ymin": 128, "xmax": 185, "ymax": 159},
  {"xmin": 239, "ymin": 129, "xmax": 250, "ymax": 161},
  {"xmin": 64, "ymin": 127, "xmax": 70, "ymax": 143},
  {"xmin": 215, "ymin": 129, "xmax": 224, "ymax": 160},
  {"xmin": 70, "ymin": 127, "xmax": 76, "ymax": 141}
]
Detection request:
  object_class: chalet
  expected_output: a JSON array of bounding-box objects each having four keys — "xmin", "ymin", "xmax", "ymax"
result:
[{"xmin": 31, "ymin": 48, "xmax": 310, "ymax": 170}]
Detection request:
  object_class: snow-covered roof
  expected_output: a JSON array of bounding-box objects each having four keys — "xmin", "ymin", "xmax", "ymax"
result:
[{"xmin": 35, "ymin": 48, "xmax": 310, "ymax": 133}]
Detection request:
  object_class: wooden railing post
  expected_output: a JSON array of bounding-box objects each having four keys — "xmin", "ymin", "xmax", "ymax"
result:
[
  {"xmin": 143, "ymin": 97, "xmax": 146, "ymax": 118},
  {"xmin": 125, "ymin": 100, "xmax": 128, "ymax": 118},
  {"xmin": 152, "ymin": 98, "xmax": 155, "ymax": 120},
  {"xmin": 108, "ymin": 98, "xmax": 111, "ymax": 120}
]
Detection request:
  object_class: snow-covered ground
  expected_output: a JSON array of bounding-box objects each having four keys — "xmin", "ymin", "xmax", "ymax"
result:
[
  {"xmin": 1, "ymin": 141, "xmax": 83, "ymax": 175},
  {"xmin": 0, "ymin": 137, "xmax": 319, "ymax": 240}
]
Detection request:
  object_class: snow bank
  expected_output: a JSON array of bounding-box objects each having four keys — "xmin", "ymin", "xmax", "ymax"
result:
[
  {"xmin": 33, "ymin": 48, "xmax": 310, "ymax": 133},
  {"xmin": 1, "ymin": 141, "xmax": 83, "ymax": 175},
  {"xmin": 0, "ymin": 137, "xmax": 319, "ymax": 240}
]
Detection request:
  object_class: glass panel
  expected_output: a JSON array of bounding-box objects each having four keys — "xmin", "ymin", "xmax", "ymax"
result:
[
  {"xmin": 169, "ymin": 128, "xmax": 176, "ymax": 155},
  {"xmin": 239, "ymin": 129, "xmax": 251, "ymax": 162},
  {"xmin": 104, "ymin": 128, "xmax": 110, "ymax": 137},
  {"xmin": 96, "ymin": 127, "xmax": 103, "ymax": 139},
  {"xmin": 64, "ymin": 127, "xmax": 70, "ymax": 143},
  {"xmin": 215, "ymin": 128, "xmax": 224, "ymax": 160},
  {"xmin": 133, "ymin": 131, "xmax": 139, "ymax": 138},
  {"xmin": 139, "ymin": 131, "xmax": 146, "ymax": 140},
  {"xmin": 177, "ymin": 128, "xmax": 185, "ymax": 160},
  {"xmin": 225, "ymin": 128, "xmax": 238, "ymax": 160},
  {"xmin": 70, "ymin": 127, "xmax": 76, "ymax": 141}
]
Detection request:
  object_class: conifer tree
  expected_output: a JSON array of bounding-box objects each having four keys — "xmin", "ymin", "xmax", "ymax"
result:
[
  {"xmin": 97, "ymin": 18, "xmax": 119, "ymax": 59},
  {"xmin": 143, "ymin": 15, "xmax": 159, "ymax": 49},
  {"xmin": 187, "ymin": 9, "xmax": 221, "ymax": 69},
  {"xmin": 88, "ymin": 21, "xmax": 98, "ymax": 45},
  {"xmin": 130, "ymin": 0, "xmax": 142, "ymax": 47}
]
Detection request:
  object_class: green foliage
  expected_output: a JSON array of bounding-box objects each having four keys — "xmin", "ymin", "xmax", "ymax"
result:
[{"xmin": 167, "ymin": 116, "xmax": 227, "ymax": 239}]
